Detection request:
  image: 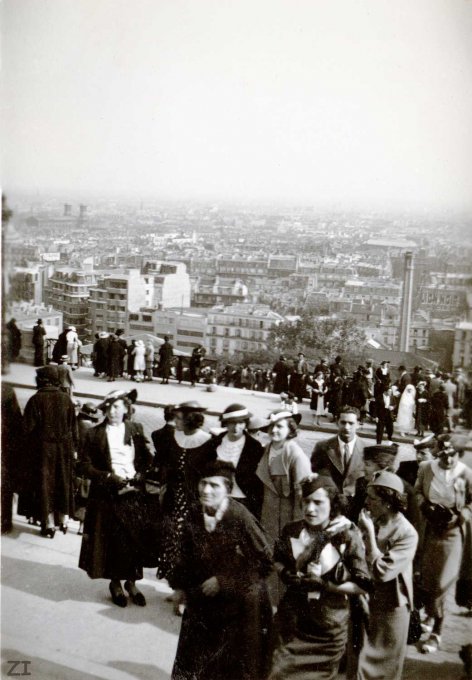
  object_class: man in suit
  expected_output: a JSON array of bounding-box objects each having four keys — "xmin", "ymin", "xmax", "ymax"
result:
[
  {"xmin": 375, "ymin": 384, "xmax": 395, "ymax": 444},
  {"xmin": 310, "ymin": 406, "xmax": 367, "ymax": 497}
]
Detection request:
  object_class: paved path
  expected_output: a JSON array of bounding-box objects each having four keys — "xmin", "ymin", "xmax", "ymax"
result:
[{"xmin": 2, "ymin": 362, "xmax": 471, "ymax": 679}]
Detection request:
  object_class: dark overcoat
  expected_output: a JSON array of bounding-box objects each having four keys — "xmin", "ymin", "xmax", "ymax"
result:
[
  {"xmin": 19, "ymin": 386, "xmax": 77, "ymax": 523},
  {"xmin": 78, "ymin": 420, "xmax": 156, "ymax": 579},
  {"xmin": 170, "ymin": 499, "xmax": 274, "ymax": 680}
]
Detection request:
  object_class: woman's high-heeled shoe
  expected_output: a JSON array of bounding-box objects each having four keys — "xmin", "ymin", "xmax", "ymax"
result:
[
  {"xmin": 59, "ymin": 523, "xmax": 68, "ymax": 535},
  {"xmin": 124, "ymin": 581, "xmax": 146, "ymax": 606},
  {"xmin": 40, "ymin": 527, "xmax": 55, "ymax": 539},
  {"xmin": 109, "ymin": 582, "xmax": 127, "ymax": 608}
]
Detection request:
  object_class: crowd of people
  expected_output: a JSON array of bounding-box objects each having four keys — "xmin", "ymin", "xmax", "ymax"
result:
[{"xmin": 3, "ymin": 362, "xmax": 472, "ymax": 680}]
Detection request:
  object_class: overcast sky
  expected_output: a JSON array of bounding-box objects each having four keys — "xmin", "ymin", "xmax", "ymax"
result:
[{"xmin": 2, "ymin": 0, "xmax": 472, "ymax": 210}]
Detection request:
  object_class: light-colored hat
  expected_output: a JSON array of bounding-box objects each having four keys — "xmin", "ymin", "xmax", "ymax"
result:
[
  {"xmin": 267, "ymin": 410, "xmax": 302, "ymax": 425},
  {"xmin": 220, "ymin": 403, "xmax": 252, "ymax": 422},
  {"xmin": 98, "ymin": 389, "xmax": 138, "ymax": 411},
  {"xmin": 368, "ymin": 470, "xmax": 404, "ymax": 494}
]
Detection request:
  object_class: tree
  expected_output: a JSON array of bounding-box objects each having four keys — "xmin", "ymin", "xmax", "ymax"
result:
[{"xmin": 269, "ymin": 313, "xmax": 367, "ymax": 369}]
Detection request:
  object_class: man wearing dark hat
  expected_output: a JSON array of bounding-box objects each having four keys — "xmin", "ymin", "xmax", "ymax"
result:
[
  {"xmin": 170, "ymin": 460, "xmax": 273, "ymax": 680},
  {"xmin": 396, "ymin": 365, "xmax": 412, "ymax": 394},
  {"xmin": 272, "ymin": 355, "xmax": 289, "ymax": 394},
  {"xmin": 311, "ymin": 406, "xmax": 368, "ymax": 497},
  {"xmin": 374, "ymin": 384, "xmax": 395, "ymax": 444},
  {"xmin": 32, "ymin": 318, "xmax": 46, "ymax": 366}
]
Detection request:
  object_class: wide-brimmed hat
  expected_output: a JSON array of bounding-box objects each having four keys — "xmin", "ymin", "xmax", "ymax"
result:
[
  {"xmin": 79, "ymin": 402, "xmax": 101, "ymax": 421},
  {"xmin": 220, "ymin": 404, "xmax": 252, "ymax": 423},
  {"xmin": 98, "ymin": 389, "xmax": 138, "ymax": 411},
  {"xmin": 61, "ymin": 355, "xmax": 69, "ymax": 361},
  {"xmin": 368, "ymin": 470, "xmax": 404, "ymax": 494},
  {"xmin": 267, "ymin": 410, "xmax": 302, "ymax": 426},
  {"xmin": 174, "ymin": 401, "xmax": 207, "ymax": 413},
  {"xmin": 68, "ymin": 326, "xmax": 76, "ymax": 332},
  {"xmin": 364, "ymin": 444, "xmax": 398, "ymax": 466}
]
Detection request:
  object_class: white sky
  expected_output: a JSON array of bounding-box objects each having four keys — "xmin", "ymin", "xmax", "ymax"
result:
[{"xmin": 2, "ymin": 0, "xmax": 472, "ymax": 209}]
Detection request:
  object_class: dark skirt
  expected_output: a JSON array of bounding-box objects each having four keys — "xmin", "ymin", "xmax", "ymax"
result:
[
  {"xmin": 173, "ymin": 581, "xmax": 273, "ymax": 680},
  {"xmin": 270, "ymin": 593, "xmax": 349, "ymax": 680},
  {"xmin": 79, "ymin": 490, "xmax": 161, "ymax": 580}
]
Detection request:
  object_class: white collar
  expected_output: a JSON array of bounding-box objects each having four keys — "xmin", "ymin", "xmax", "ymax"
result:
[
  {"xmin": 203, "ymin": 497, "xmax": 229, "ymax": 532},
  {"xmin": 338, "ymin": 437, "xmax": 356, "ymax": 456}
]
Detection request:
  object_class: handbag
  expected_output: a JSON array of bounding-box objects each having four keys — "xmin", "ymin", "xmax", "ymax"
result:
[{"xmin": 407, "ymin": 608, "xmax": 422, "ymax": 644}]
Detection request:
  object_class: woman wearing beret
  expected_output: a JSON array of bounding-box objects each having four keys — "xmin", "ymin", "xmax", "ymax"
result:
[
  {"xmin": 414, "ymin": 434, "xmax": 472, "ymax": 652},
  {"xmin": 212, "ymin": 403, "xmax": 265, "ymax": 519},
  {"xmin": 358, "ymin": 471, "xmax": 418, "ymax": 679},
  {"xmin": 78, "ymin": 389, "xmax": 156, "ymax": 607},
  {"xmin": 270, "ymin": 475, "xmax": 370, "ymax": 680}
]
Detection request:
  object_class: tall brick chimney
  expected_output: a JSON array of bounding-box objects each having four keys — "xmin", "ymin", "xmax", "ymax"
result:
[{"xmin": 399, "ymin": 251, "xmax": 414, "ymax": 352}]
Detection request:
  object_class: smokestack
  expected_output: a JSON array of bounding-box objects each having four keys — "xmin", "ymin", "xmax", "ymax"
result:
[
  {"xmin": 399, "ymin": 251, "xmax": 414, "ymax": 352},
  {"xmin": 79, "ymin": 204, "xmax": 87, "ymax": 218},
  {"xmin": 64, "ymin": 204, "xmax": 72, "ymax": 216}
]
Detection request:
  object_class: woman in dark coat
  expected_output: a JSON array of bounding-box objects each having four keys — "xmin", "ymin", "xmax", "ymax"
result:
[
  {"xmin": 78, "ymin": 389, "xmax": 157, "ymax": 607},
  {"xmin": 18, "ymin": 365, "xmax": 77, "ymax": 537},
  {"xmin": 212, "ymin": 403, "xmax": 265, "ymax": 519},
  {"xmin": 154, "ymin": 401, "xmax": 216, "ymax": 609},
  {"xmin": 107, "ymin": 335, "xmax": 125, "ymax": 382},
  {"xmin": 270, "ymin": 475, "xmax": 370, "ymax": 680},
  {"xmin": 429, "ymin": 384, "xmax": 448, "ymax": 436},
  {"xmin": 170, "ymin": 460, "xmax": 274, "ymax": 680},
  {"xmin": 32, "ymin": 319, "xmax": 47, "ymax": 366},
  {"xmin": 158, "ymin": 336, "xmax": 174, "ymax": 384},
  {"xmin": 272, "ymin": 356, "xmax": 289, "ymax": 394},
  {"xmin": 414, "ymin": 380, "xmax": 430, "ymax": 436}
]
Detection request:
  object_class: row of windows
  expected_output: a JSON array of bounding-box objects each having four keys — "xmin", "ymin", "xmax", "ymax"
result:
[{"xmin": 177, "ymin": 329, "xmax": 204, "ymax": 337}]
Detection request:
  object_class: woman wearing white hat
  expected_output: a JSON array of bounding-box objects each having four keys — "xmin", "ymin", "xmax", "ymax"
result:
[
  {"xmin": 66, "ymin": 326, "xmax": 81, "ymax": 370},
  {"xmin": 212, "ymin": 403, "xmax": 265, "ymax": 519},
  {"xmin": 256, "ymin": 410, "xmax": 311, "ymax": 603}
]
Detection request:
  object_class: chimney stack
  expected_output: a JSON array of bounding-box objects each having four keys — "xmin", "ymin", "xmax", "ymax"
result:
[
  {"xmin": 399, "ymin": 251, "xmax": 414, "ymax": 352},
  {"xmin": 79, "ymin": 204, "xmax": 87, "ymax": 219},
  {"xmin": 64, "ymin": 204, "xmax": 72, "ymax": 216}
]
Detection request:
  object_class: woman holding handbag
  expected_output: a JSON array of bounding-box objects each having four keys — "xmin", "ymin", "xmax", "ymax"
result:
[{"xmin": 270, "ymin": 474, "xmax": 371, "ymax": 680}]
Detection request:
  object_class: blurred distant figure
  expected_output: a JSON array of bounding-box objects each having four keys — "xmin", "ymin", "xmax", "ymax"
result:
[
  {"xmin": 6, "ymin": 318, "xmax": 22, "ymax": 362},
  {"xmin": 145, "ymin": 341, "xmax": 155, "ymax": 381},
  {"xmin": 58, "ymin": 355, "xmax": 75, "ymax": 397},
  {"xmin": 272, "ymin": 355, "xmax": 289, "ymax": 395},
  {"xmin": 159, "ymin": 336, "xmax": 174, "ymax": 385},
  {"xmin": 189, "ymin": 344, "xmax": 206, "ymax": 386},
  {"xmin": 32, "ymin": 318, "xmax": 46, "ymax": 366},
  {"xmin": 66, "ymin": 326, "xmax": 81, "ymax": 369}
]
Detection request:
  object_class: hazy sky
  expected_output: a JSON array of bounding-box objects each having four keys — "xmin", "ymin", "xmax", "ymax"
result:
[{"xmin": 2, "ymin": 0, "xmax": 472, "ymax": 209}]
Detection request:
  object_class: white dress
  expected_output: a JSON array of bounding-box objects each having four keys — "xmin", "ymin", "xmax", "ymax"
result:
[{"xmin": 395, "ymin": 384, "xmax": 416, "ymax": 433}]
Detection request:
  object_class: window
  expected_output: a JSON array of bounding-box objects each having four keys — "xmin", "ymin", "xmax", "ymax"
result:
[
  {"xmin": 142, "ymin": 315, "xmax": 152, "ymax": 322},
  {"xmin": 129, "ymin": 314, "xmax": 139, "ymax": 321}
]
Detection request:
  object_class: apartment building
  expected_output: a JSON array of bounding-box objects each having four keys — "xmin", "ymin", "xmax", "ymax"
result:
[{"xmin": 207, "ymin": 304, "xmax": 284, "ymax": 355}]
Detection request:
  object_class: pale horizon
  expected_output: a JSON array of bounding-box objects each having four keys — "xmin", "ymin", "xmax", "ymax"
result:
[{"xmin": 2, "ymin": 0, "xmax": 472, "ymax": 211}]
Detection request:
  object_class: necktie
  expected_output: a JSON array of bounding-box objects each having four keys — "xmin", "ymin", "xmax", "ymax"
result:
[{"xmin": 343, "ymin": 443, "xmax": 350, "ymax": 470}]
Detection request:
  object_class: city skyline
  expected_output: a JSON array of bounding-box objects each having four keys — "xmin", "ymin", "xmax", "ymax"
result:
[{"xmin": 2, "ymin": 0, "xmax": 472, "ymax": 211}]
